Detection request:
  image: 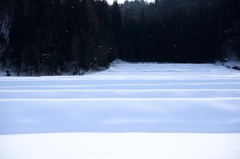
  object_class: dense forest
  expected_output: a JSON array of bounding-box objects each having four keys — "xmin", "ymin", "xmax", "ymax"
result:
[{"xmin": 0, "ymin": 0, "xmax": 239, "ymax": 76}]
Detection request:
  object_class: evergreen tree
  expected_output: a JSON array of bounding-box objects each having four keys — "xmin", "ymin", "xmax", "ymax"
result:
[
  {"xmin": 64, "ymin": 0, "xmax": 83, "ymax": 74},
  {"xmin": 110, "ymin": 1, "xmax": 123, "ymax": 58},
  {"xmin": 9, "ymin": 0, "xmax": 25, "ymax": 76}
]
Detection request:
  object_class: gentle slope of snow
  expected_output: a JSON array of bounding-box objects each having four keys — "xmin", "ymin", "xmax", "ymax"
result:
[{"xmin": 0, "ymin": 62, "xmax": 240, "ymax": 159}]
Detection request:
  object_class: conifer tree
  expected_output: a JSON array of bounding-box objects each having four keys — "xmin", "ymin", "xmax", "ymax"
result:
[
  {"xmin": 110, "ymin": 1, "xmax": 123, "ymax": 58},
  {"xmin": 9, "ymin": 0, "xmax": 24, "ymax": 76}
]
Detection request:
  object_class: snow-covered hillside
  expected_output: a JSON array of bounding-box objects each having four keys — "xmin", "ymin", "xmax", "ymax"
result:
[{"xmin": 0, "ymin": 62, "xmax": 240, "ymax": 159}]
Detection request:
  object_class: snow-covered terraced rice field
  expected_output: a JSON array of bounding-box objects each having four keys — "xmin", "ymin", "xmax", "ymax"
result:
[
  {"xmin": 1, "ymin": 62, "xmax": 240, "ymax": 159},
  {"xmin": 1, "ymin": 63, "xmax": 240, "ymax": 134}
]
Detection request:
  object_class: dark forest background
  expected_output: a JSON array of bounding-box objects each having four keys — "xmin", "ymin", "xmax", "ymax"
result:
[{"xmin": 0, "ymin": 0, "xmax": 239, "ymax": 76}]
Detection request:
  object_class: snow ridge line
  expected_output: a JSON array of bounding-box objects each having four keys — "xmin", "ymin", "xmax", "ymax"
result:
[
  {"xmin": 0, "ymin": 89, "xmax": 240, "ymax": 92},
  {"xmin": 0, "ymin": 97, "xmax": 240, "ymax": 101}
]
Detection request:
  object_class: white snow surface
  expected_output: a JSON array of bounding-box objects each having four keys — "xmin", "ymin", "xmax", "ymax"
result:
[
  {"xmin": 0, "ymin": 133, "xmax": 239, "ymax": 159},
  {"xmin": 1, "ymin": 62, "xmax": 240, "ymax": 159},
  {"xmin": 1, "ymin": 62, "xmax": 240, "ymax": 134}
]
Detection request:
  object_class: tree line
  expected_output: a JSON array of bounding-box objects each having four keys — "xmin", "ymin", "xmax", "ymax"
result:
[
  {"xmin": 118, "ymin": 0, "xmax": 240, "ymax": 63},
  {"xmin": 1, "ymin": 0, "xmax": 118, "ymax": 76},
  {"xmin": 0, "ymin": 0, "xmax": 239, "ymax": 76}
]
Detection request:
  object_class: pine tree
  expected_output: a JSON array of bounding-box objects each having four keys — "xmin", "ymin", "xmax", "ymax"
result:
[
  {"xmin": 9, "ymin": 0, "xmax": 24, "ymax": 76},
  {"xmin": 110, "ymin": 1, "xmax": 123, "ymax": 58},
  {"xmin": 85, "ymin": 0, "xmax": 101, "ymax": 70},
  {"xmin": 64, "ymin": 0, "xmax": 83, "ymax": 74}
]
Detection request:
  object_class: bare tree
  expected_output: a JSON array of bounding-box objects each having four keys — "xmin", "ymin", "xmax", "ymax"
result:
[{"xmin": 0, "ymin": 0, "xmax": 14, "ymax": 70}]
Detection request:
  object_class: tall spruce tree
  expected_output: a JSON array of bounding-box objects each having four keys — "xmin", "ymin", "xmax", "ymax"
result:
[
  {"xmin": 110, "ymin": 1, "xmax": 123, "ymax": 58},
  {"xmin": 9, "ymin": 0, "xmax": 24, "ymax": 76}
]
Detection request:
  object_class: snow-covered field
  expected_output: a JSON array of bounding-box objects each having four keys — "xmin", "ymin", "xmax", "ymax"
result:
[{"xmin": 0, "ymin": 62, "xmax": 240, "ymax": 159}]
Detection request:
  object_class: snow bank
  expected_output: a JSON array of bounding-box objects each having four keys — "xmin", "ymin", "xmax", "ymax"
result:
[{"xmin": 0, "ymin": 133, "xmax": 240, "ymax": 159}]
